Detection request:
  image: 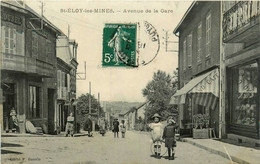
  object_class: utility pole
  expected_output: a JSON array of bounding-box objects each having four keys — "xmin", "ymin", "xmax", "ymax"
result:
[
  {"xmin": 89, "ymin": 81, "xmax": 91, "ymax": 114},
  {"xmin": 68, "ymin": 24, "xmax": 70, "ymax": 39},
  {"xmin": 163, "ymin": 29, "xmax": 178, "ymax": 52},
  {"xmin": 219, "ymin": 1, "xmax": 226, "ymax": 139},
  {"xmin": 0, "ymin": 0, "xmax": 3, "ymax": 132},
  {"xmin": 41, "ymin": 2, "xmax": 44, "ymax": 30},
  {"xmin": 98, "ymin": 92, "xmax": 100, "ymax": 118}
]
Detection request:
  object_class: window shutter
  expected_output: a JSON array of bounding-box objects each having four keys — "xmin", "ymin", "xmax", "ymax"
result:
[
  {"xmin": 13, "ymin": 28, "xmax": 17, "ymax": 55},
  {"xmin": 67, "ymin": 74, "xmax": 70, "ymax": 92}
]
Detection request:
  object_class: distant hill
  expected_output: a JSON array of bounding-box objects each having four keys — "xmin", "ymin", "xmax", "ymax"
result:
[{"xmin": 103, "ymin": 101, "xmax": 143, "ymax": 115}]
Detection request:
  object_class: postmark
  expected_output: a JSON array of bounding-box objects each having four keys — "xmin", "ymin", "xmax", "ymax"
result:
[{"xmin": 102, "ymin": 21, "xmax": 160, "ymax": 67}]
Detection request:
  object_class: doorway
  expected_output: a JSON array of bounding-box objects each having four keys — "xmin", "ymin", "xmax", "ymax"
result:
[
  {"xmin": 48, "ymin": 89, "xmax": 55, "ymax": 134},
  {"xmin": 2, "ymin": 83, "xmax": 16, "ymax": 132}
]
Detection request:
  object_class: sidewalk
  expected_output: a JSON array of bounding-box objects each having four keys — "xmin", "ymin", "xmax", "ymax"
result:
[
  {"xmin": 181, "ymin": 138, "xmax": 260, "ymax": 164},
  {"xmin": 1, "ymin": 131, "xmax": 88, "ymax": 137}
]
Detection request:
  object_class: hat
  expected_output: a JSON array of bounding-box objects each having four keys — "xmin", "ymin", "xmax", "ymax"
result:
[
  {"xmin": 169, "ymin": 118, "xmax": 176, "ymax": 124},
  {"xmin": 152, "ymin": 113, "xmax": 161, "ymax": 119}
]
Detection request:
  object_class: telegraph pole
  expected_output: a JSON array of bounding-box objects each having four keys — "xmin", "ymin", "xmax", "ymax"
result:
[
  {"xmin": 41, "ymin": 2, "xmax": 44, "ymax": 30},
  {"xmin": 98, "ymin": 92, "xmax": 100, "ymax": 118},
  {"xmin": 219, "ymin": 1, "xmax": 226, "ymax": 139},
  {"xmin": 0, "ymin": 0, "xmax": 3, "ymax": 132},
  {"xmin": 89, "ymin": 82, "xmax": 91, "ymax": 114}
]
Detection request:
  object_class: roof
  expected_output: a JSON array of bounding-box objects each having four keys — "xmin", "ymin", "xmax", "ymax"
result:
[
  {"xmin": 173, "ymin": 1, "xmax": 196, "ymax": 34},
  {"xmin": 123, "ymin": 101, "xmax": 149, "ymax": 116},
  {"xmin": 2, "ymin": 1, "xmax": 63, "ymax": 35}
]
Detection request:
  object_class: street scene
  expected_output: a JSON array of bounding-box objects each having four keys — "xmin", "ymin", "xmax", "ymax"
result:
[
  {"xmin": 1, "ymin": 131, "xmax": 234, "ymax": 164},
  {"xmin": 1, "ymin": 0, "xmax": 260, "ymax": 164}
]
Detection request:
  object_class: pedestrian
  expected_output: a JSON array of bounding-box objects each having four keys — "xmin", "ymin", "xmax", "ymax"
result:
[
  {"xmin": 65, "ymin": 112, "xmax": 74, "ymax": 137},
  {"xmin": 162, "ymin": 116, "xmax": 178, "ymax": 160},
  {"xmin": 85, "ymin": 114, "xmax": 93, "ymax": 137},
  {"xmin": 9, "ymin": 107, "xmax": 18, "ymax": 133},
  {"xmin": 120, "ymin": 120, "xmax": 126, "ymax": 138},
  {"xmin": 99, "ymin": 116, "xmax": 106, "ymax": 136},
  {"xmin": 149, "ymin": 113, "xmax": 164, "ymax": 159},
  {"xmin": 112, "ymin": 118, "xmax": 119, "ymax": 138}
]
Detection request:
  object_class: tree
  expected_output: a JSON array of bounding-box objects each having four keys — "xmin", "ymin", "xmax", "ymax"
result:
[
  {"xmin": 76, "ymin": 93, "xmax": 104, "ymax": 128},
  {"xmin": 142, "ymin": 70, "xmax": 178, "ymax": 122}
]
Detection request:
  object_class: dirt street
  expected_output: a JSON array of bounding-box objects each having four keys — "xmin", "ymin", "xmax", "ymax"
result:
[{"xmin": 1, "ymin": 131, "xmax": 234, "ymax": 164}]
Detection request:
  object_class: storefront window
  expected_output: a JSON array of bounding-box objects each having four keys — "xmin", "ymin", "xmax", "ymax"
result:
[{"xmin": 231, "ymin": 62, "xmax": 258, "ymax": 126}]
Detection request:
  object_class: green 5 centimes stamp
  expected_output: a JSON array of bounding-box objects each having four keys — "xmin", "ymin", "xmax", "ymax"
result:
[{"xmin": 102, "ymin": 24, "xmax": 137, "ymax": 67}]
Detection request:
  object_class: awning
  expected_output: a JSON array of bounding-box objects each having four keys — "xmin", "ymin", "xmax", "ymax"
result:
[
  {"xmin": 192, "ymin": 93, "xmax": 218, "ymax": 110},
  {"xmin": 170, "ymin": 68, "xmax": 219, "ymax": 105}
]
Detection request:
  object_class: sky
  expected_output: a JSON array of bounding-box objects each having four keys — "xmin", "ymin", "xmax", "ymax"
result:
[{"xmin": 26, "ymin": 0, "xmax": 192, "ymax": 103}]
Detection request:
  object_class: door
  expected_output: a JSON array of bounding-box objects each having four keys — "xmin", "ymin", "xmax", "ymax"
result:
[
  {"xmin": 2, "ymin": 83, "xmax": 15, "ymax": 132},
  {"xmin": 48, "ymin": 89, "xmax": 55, "ymax": 134}
]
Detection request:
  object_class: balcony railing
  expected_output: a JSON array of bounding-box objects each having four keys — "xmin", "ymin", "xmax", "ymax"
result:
[{"xmin": 223, "ymin": 1, "xmax": 260, "ymax": 40}]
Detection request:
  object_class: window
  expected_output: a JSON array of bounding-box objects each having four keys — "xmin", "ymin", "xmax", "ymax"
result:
[
  {"xmin": 29, "ymin": 86, "xmax": 40, "ymax": 118},
  {"xmin": 231, "ymin": 62, "xmax": 257, "ymax": 127},
  {"xmin": 187, "ymin": 34, "xmax": 192, "ymax": 67},
  {"xmin": 46, "ymin": 40, "xmax": 52, "ymax": 61},
  {"xmin": 32, "ymin": 32, "xmax": 38, "ymax": 58},
  {"xmin": 206, "ymin": 13, "xmax": 211, "ymax": 57},
  {"xmin": 197, "ymin": 23, "xmax": 202, "ymax": 62},
  {"xmin": 183, "ymin": 39, "xmax": 187, "ymax": 70},
  {"xmin": 2, "ymin": 26, "xmax": 16, "ymax": 56}
]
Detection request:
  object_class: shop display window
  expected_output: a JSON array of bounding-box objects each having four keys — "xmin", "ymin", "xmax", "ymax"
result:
[{"xmin": 231, "ymin": 62, "xmax": 258, "ymax": 126}]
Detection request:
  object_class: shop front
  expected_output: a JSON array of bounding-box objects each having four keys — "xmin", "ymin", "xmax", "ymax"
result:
[
  {"xmin": 170, "ymin": 68, "xmax": 219, "ymax": 137},
  {"xmin": 227, "ymin": 60, "xmax": 259, "ymax": 139}
]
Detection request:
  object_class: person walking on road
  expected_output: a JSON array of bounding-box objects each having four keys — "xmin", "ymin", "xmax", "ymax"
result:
[
  {"xmin": 120, "ymin": 120, "xmax": 126, "ymax": 138},
  {"xmin": 85, "ymin": 114, "xmax": 93, "ymax": 137},
  {"xmin": 65, "ymin": 112, "xmax": 74, "ymax": 137},
  {"xmin": 112, "ymin": 118, "xmax": 120, "ymax": 138},
  {"xmin": 149, "ymin": 113, "xmax": 164, "ymax": 159},
  {"xmin": 162, "ymin": 116, "xmax": 178, "ymax": 160}
]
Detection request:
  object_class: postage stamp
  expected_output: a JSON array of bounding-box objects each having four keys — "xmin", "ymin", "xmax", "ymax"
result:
[{"xmin": 102, "ymin": 24, "xmax": 137, "ymax": 67}]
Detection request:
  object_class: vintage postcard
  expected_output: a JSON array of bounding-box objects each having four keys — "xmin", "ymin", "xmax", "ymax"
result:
[{"xmin": 1, "ymin": 0, "xmax": 260, "ymax": 164}]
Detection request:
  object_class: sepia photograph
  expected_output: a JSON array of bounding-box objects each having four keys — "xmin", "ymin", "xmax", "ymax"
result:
[{"xmin": 1, "ymin": 0, "xmax": 260, "ymax": 163}]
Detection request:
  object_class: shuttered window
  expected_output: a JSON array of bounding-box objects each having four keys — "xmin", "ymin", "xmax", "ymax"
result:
[
  {"xmin": 187, "ymin": 34, "xmax": 192, "ymax": 67},
  {"xmin": 197, "ymin": 22, "xmax": 202, "ymax": 62},
  {"xmin": 206, "ymin": 13, "xmax": 211, "ymax": 57},
  {"xmin": 183, "ymin": 39, "xmax": 187, "ymax": 70}
]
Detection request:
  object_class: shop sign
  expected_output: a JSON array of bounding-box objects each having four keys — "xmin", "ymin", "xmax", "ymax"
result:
[{"xmin": 1, "ymin": 11, "xmax": 22, "ymax": 25}]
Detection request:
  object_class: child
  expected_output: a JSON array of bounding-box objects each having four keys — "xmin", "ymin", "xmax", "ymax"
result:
[
  {"xmin": 149, "ymin": 113, "xmax": 164, "ymax": 159},
  {"xmin": 120, "ymin": 120, "xmax": 126, "ymax": 138},
  {"xmin": 162, "ymin": 116, "xmax": 178, "ymax": 160},
  {"xmin": 65, "ymin": 112, "xmax": 74, "ymax": 137}
]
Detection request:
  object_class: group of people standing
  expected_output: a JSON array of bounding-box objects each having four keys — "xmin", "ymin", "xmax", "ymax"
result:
[
  {"xmin": 112, "ymin": 118, "xmax": 126, "ymax": 138},
  {"xmin": 149, "ymin": 113, "xmax": 178, "ymax": 160}
]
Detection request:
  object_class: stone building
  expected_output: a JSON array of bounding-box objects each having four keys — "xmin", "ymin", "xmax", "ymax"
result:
[{"xmin": 1, "ymin": 1, "xmax": 62, "ymax": 133}]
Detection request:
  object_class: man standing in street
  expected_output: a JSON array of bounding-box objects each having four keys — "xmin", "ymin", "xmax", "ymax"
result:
[
  {"xmin": 112, "ymin": 118, "xmax": 120, "ymax": 138},
  {"xmin": 85, "ymin": 114, "xmax": 93, "ymax": 137}
]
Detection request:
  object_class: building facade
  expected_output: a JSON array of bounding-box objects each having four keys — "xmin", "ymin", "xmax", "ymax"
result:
[
  {"xmin": 56, "ymin": 35, "xmax": 78, "ymax": 134},
  {"xmin": 223, "ymin": 1, "xmax": 260, "ymax": 140},
  {"xmin": 1, "ymin": 1, "xmax": 62, "ymax": 133},
  {"xmin": 171, "ymin": 1, "xmax": 221, "ymax": 137}
]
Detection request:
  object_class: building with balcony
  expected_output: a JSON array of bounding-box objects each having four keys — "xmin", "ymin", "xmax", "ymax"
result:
[
  {"xmin": 223, "ymin": 1, "xmax": 260, "ymax": 140},
  {"xmin": 170, "ymin": 1, "xmax": 221, "ymax": 137},
  {"xmin": 56, "ymin": 34, "xmax": 79, "ymax": 134},
  {"xmin": 1, "ymin": 1, "xmax": 62, "ymax": 133}
]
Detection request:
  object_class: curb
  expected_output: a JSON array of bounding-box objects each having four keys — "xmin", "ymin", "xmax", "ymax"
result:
[{"xmin": 181, "ymin": 138, "xmax": 250, "ymax": 164}]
